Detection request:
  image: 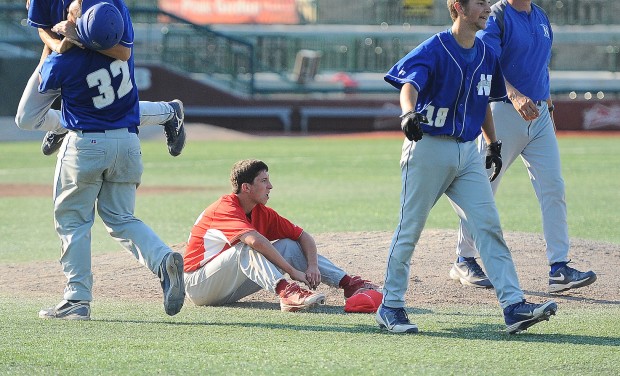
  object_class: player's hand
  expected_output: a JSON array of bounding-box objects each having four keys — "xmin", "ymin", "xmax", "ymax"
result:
[
  {"xmin": 512, "ymin": 95, "xmax": 540, "ymax": 121},
  {"xmin": 52, "ymin": 21, "xmax": 83, "ymax": 49},
  {"xmin": 288, "ymin": 269, "xmax": 310, "ymax": 287},
  {"xmin": 486, "ymin": 140, "xmax": 502, "ymax": 182},
  {"xmin": 305, "ymin": 265, "xmax": 321, "ymax": 290},
  {"xmin": 400, "ymin": 111, "xmax": 427, "ymax": 142}
]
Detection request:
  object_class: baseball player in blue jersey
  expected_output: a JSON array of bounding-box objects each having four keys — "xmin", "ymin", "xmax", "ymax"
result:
[
  {"xmin": 450, "ymin": 0, "xmax": 596, "ymax": 293},
  {"xmin": 37, "ymin": 0, "xmax": 185, "ymax": 320},
  {"xmin": 375, "ymin": 0, "xmax": 557, "ymax": 334},
  {"xmin": 16, "ymin": 0, "xmax": 186, "ymax": 157}
]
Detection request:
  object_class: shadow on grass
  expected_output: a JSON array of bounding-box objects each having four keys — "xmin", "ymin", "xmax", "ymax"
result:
[
  {"xmin": 92, "ymin": 315, "xmax": 620, "ymax": 346},
  {"xmin": 91, "ymin": 302, "xmax": 619, "ymax": 347},
  {"xmin": 223, "ymin": 301, "xmax": 434, "ymax": 315},
  {"xmin": 524, "ymin": 289, "xmax": 620, "ymax": 305},
  {"xmin": 420, "ymin": 323, "xmax": 620, "ymax": 346}
]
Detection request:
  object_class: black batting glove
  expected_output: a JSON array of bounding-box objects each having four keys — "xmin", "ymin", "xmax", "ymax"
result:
[
  {"xmin": 486, "ymin": 140, "xmax": 502, "ymax": 182},
  {"xmin": 400, "ymin": 111, "xmax": 427, "ymax": 142}
]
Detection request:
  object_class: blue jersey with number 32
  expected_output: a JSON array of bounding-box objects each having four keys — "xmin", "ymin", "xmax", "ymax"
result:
[
  {"xmin": 39, "ymin": 47, "xmax": 140, "ymax": 130},
  {"xmin": 37, "ymin": 0, "xmax": 139, "ymax": 131},
  {"xmin": 385, "ymin": 30, "xmax": 507, "ymax": 142},
  {"xmin": 39, "ymin": 49, "xmax": 139, "ymax": 131}
]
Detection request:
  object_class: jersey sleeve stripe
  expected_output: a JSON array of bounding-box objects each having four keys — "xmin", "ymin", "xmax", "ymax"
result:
[{"xmin": 27, "ymin": 19, "xmax": 53, "ymax": 28}]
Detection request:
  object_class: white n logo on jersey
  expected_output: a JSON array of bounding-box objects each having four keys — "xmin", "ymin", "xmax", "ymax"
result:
[{"xmin": 477, "ymin": 74, "xmax": 492, "ymax": 96}]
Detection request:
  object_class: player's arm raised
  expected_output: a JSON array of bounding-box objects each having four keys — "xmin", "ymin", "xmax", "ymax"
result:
[
  {"xmin": 37, "ymin": 28, "xmax": 65, "ymax": 54},
  {"xmin": 98, "ymin": 44, "xmax": 131, "ymax": 61},
  {"xmin": 52, "ymin": 21, "xmax": 131, "ymax": 61},
  {"xmin": 239, "ymin": 230, "xmax": 310, "ymax": 286}
]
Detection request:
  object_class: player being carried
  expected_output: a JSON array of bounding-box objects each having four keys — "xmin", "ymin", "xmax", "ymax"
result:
[
  {"xmin": 376, "ymin": 0, "xmax": 558, "ymax": 334},
  {"xmin": 17, "ymin": 0, "xmax": 186, "ymax": 157}
]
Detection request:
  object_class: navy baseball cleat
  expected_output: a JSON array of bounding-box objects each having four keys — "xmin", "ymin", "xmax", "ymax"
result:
[
  {"xmin": 548, "ymin": 264, "xmax": 597, "ymax": 293},
  {"xmin": 163, "ymin": 99, "xmax": 186, "ymax": 157},
  {"xmin": 41, "ymin": 130, "xmax": 67, "ymax": 155},
  {"xmin": 376, "ymin": 304, "xmax": 419, "ymax": 333},
  {"xmin": 449, "ymin": 257, "xmax": 493, "ymax": 288},
  {"xmin": 160, "ymin": 252, "xmax": 185, "ymax": 316},
  {"xmin": 39, "ymin": 300, "xmax": 91, "ymax": 320},
  {"xmin": 504, "ymin": 300, "xmax": 557, "ymax": 334}
]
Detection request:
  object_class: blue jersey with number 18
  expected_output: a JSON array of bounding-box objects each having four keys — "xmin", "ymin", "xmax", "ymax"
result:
[{"xmin": 385, "ymin": 29, "xmax": 507, "ymax": 142}]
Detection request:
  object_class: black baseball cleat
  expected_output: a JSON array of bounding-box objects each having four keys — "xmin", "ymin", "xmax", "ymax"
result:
[
  {"xmin": 163, "ymin": 99, "xmax": 186, "ymax": 157},
  {"xmin": 548, "ymin": 264, "xmax": 597, "ymax": 293},
  {"xmin": 376, "ymin": 304, "xmax": 419, "ymax": 334},
  {"xmin": 504, "ymin": 300, "xmax": 557, "ymax": 334},
  {"xmin": 41, "ymin": 131, "xmax": 67, "ymax": 155}
]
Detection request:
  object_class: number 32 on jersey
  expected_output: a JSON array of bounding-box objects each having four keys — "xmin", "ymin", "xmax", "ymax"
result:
[
  {"xmin": 86, "ymin": 60, "xmax": 133, "ymax": 109},
  {"xmin": 424, "ymin": 105, "xmax": 448, "ymax": 128}
]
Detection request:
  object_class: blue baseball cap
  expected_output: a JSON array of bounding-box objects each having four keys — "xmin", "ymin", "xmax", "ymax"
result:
[{"xmin": 76, "ymin": 0, "xmax": 124, "ymax": 51}]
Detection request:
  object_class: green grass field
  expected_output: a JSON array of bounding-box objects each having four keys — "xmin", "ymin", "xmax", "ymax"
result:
[{"xmin": 1, "ymin": 135, "xmax": 619, "ymax": 375}]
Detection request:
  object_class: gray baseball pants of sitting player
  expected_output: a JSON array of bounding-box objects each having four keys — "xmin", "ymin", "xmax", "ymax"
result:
[
  {"xmin": 383, "ymin": 135, "xmax": 525, "ymax": 310},
  {"xmin": 456, "ymin": 102, "xmax": 570, "ymax": 265},
  {"xmin": 15, "ymin": 70, "xmax": 173, "ymax": 132},
  {"xmin": 54, "ymin": 128, "xmax": 172, "ymax": 301},
  {"xmin": 184, "ymin": 238, "xmax": 347, "ymax": 306}
]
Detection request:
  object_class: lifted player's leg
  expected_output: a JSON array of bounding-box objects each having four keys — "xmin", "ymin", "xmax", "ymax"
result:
[{"xmin": 40, "ymin": 100, "xmax": 186, "ymax": 156}]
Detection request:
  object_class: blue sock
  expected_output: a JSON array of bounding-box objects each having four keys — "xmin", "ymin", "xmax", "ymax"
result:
[
  {"xmin": 550, "ymin": 262, "xmax": 568, "ymax": 274},
  {"xmin": 458, "ymin": 256, "xmax": 474, "ymax": 263}
]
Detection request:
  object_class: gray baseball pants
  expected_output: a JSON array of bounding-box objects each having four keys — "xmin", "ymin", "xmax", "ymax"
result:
[
  {"xmin": 382, "ymin": 136, "xmax": 524, "ymax": 310},
  {"xmin": 184, "ymin": 238, "xmax": 347, "ymax": 306},
  {"xmin": 54, "ymin": 128, "xmax": 172, "ymax": 302},
  {"xmin": 457, "ymin": 102, "xmax": 570, "ymax": 265}
]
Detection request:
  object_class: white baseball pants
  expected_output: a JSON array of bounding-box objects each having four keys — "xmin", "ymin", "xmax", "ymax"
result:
[{"xmin": 184, "ymin": 238, "xmax": 347, "ymax": 306}]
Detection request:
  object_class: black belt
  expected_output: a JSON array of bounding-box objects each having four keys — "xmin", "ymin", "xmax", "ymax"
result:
[{"xmin": 81, "ymin": 127, "xmax": 138, "ymax": 134}]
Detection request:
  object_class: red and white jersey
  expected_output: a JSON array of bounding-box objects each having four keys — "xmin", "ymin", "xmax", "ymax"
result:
[{"xmin": 184, "ymin": 194, "xmax": 303, "ymax": 272}]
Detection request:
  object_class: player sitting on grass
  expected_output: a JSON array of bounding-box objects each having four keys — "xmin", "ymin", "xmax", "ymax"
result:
[{"xmin": 183, "ymin": 159, "xmax": 382, "ymax": 312}]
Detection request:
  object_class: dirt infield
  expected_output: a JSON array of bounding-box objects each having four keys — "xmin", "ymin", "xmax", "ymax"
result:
[
  {"xmin": 2, "ymin": 125, "xmax": 618, "ymax": 310},
  {"xmin": 2, "ymin": 230, "xmax": 618, "ymax": 310}
]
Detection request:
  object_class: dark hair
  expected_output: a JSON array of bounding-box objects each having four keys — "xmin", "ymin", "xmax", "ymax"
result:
[{"xmin": 230, "ymin": 159, "xmax": 269, "ymax": 193}]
